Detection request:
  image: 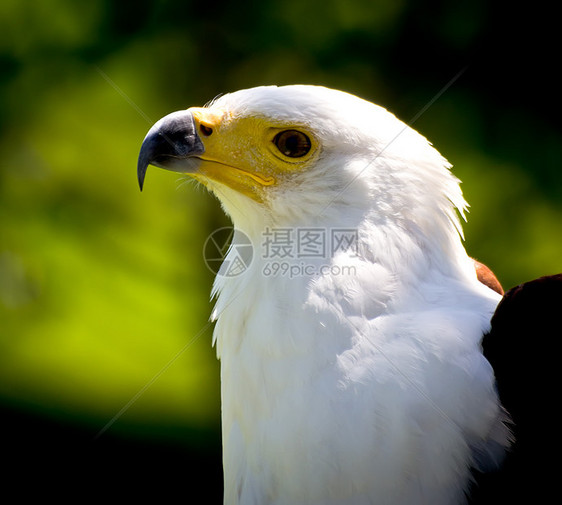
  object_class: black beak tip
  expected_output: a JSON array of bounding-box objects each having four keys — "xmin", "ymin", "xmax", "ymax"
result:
[
  {"xmin": 137, "ymin": 157, "xmax": 148, "ymax": 192},
  {"xmin": 137, "ymin": 128, "xmax": 156, "ymax": 192},
  {"xmin": 136, "ymin": 110, "xmax": 204, "ymax": 192}
]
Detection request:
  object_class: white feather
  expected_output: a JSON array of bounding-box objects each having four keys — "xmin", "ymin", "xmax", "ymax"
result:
[{"xmin": 207, "ymin": 85, "xmax": 509, "ymax": 505}]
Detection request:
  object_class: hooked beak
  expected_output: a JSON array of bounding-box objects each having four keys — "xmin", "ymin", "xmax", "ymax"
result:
[{"xmin": 137, "ymin": 110, "xmax": 205, "ymax": 191}]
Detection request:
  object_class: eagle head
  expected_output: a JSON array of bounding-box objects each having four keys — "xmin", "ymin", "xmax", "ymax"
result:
[{"xmin": 138, "ymin": 85, "xmax": 466, "ymax": 245}]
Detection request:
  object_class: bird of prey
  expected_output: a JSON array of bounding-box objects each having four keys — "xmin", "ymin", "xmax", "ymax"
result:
[{"xmin": 137, "ymin": 85, "xmax": 557, "ymax": 504}]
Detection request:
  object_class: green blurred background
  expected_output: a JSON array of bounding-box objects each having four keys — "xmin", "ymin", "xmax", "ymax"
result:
[{"xmin": 1, "ymin": 0, "xmax": 560, "ymax": 499}]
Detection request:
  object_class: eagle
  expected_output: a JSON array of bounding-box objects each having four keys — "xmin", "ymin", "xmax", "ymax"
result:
[{"xmin": 137, "ymin": 85, "xmax": 559, "ymax": 504}]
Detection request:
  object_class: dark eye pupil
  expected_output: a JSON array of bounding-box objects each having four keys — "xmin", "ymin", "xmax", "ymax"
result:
[{"xmin": 274, "ymin": 130, "xmax": 311, "ymax": 158}]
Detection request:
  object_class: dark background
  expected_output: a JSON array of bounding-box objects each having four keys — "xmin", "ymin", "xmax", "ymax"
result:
[{"xmin": 1, "ymin": 0, "xmax": 560, "ymax": 500}]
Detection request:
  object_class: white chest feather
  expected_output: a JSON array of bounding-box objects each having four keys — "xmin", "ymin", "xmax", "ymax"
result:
[{"xmin": 213, "ymin": 246, "xmax": 506, "ymax": 505}]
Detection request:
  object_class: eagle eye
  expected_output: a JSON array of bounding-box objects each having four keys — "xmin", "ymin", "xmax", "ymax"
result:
[{"xmin": 273, "ymin": 130, "xmax": 311, "ymax": 158}]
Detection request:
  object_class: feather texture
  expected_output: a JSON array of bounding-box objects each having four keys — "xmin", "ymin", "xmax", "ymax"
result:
[{"xmin": 204, "ymin": 86, "xmax": 510, "ymax": 504}]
